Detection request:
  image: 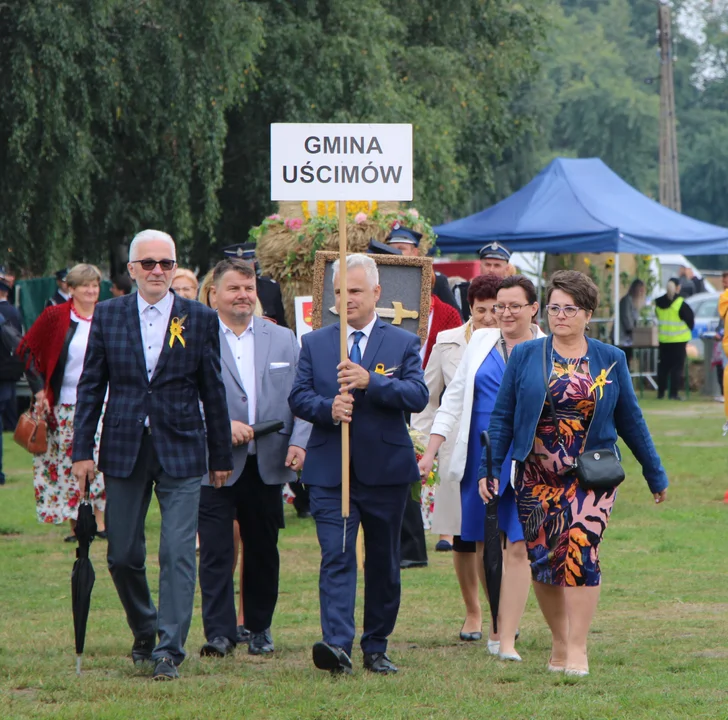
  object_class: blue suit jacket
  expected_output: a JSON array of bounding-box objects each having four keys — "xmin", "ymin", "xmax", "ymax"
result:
[
  {"xmin": 288, "ymin": 319, "xmax": 428, "ymax": 487},
  {"xmin": 72, "ymin": 292, "xmax": 233, "ymax": 479},
  {"xmin": 480, "ymin": 336, "xmax": 668, "ymax": 494}
]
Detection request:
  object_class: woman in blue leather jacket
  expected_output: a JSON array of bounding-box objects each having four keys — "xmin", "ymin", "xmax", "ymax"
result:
[{"xmin": 478, "ymin": 270, "xmax": 668, "ymax": 677}]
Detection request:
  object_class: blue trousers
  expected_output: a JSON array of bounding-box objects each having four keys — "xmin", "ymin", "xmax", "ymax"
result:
[{"xmin": 309, "ymin": 471, "xmax": 409, "ymax": 657}]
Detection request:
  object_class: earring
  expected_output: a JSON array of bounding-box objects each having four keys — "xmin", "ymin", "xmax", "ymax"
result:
[{"xmin": 585, "ymin": 323, "xmax": 591, "ymax": 331}]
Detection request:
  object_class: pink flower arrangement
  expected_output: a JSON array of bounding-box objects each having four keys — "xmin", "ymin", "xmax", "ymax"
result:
[
  {"xmin": 266, "ymin": 213, "xmax": 282, "ymax": 221},
  {"xmin": 285, "ymin": 217, "xmax": 303, "ymax": 231},
  {"xmin": 354, "ymin": 212, "xmax": 368, "ymax": 224},
  {"xmin": 407, "ymin": 209, "xmax": 420, "ymax": 219}
]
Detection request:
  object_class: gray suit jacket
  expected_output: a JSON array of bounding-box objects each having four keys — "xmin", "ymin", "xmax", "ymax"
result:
[{"xmin": 207, "ymin": 316, "xmax": 311, "ymax": 487}]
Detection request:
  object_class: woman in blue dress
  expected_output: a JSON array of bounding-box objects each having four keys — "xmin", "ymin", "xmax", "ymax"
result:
[{"xmin": 421, "ymin": 275, "xmax": 543, "ymax": 660}]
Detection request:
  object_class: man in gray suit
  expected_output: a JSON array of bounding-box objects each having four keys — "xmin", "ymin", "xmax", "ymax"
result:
[{"xmin": 197, "ymin": 258, "xmax": 311, "ymax": 658}]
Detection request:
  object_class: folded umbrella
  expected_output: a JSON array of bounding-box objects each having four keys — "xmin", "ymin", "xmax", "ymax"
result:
[
  {"xmin": 71, "ymin": 491, "xmax": 97, "ymax": 674},
  {"xmin": 480, "ymin": 430, "xmax": 502, "ymax": 635}
]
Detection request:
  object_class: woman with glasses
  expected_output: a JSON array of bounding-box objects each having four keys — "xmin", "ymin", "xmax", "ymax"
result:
[
  {"xmin": 172, "ymin": 268, "xmax": 200, "ymax": 300},
  {"xmin": 418, "ymin": 275, "xmax": 543, "ymax": 656},
  {"xmin": 479, "ymin": 270, "xmax": 668, "ymax": 677}
]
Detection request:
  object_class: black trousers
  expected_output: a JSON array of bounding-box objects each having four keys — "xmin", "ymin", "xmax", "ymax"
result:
[
  {"xmin": 290, "ymin": 481, "xmax": 310, "ymax": 514},
  {"xmin": 657, "ymin": 342, "xmax": 687, "ymax": 398},
  {"xmin": 399, "ymin": 491, "xmax": 428, "ymax": 564},
  {"xmin": 198, "ymin": 456, "xmax": 284, "ymax": 642}
]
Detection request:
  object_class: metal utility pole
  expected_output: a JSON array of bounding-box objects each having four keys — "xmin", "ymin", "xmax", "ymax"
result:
[{"xmin": 658, "ymin": 2, "xmax": 681, "ymax": 211}]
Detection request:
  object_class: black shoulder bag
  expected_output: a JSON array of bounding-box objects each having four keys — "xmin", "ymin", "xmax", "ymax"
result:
[{"xmin": 542, "ymin": 339, "xmax": 625, "ymax": 491}]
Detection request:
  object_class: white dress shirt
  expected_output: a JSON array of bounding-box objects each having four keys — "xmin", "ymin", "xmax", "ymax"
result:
[
  {"xmin": 220, "ymin": 318, "xmax": 257, "ymax": 454},
  {"xmin": 59, "ymin": 311, "xmax": 92, "ymax": 405},
  {"xmin": 137, "ymin": 291, "xmax": 174, "ymax": 425},
  {"xmin": 346, "ymin": 314, "xmax": 377, "ymax": 360}
]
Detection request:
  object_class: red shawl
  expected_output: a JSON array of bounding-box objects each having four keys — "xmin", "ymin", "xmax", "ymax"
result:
[
  {"xmin": 17, "ymin": 301, "xmax": 73, "ymax": 409},
  {"xmin": 423, "ymin": 294, "xmax": 463, "ymax": 369}
]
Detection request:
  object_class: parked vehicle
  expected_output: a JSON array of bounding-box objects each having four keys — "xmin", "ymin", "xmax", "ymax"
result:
[{"xmin": 686, "ymin": 292, "xmax": 721, "ymax": 359}]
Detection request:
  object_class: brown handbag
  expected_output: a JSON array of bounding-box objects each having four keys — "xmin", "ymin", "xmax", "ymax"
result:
[{"xmin": 14, "ymin": 409, "xmax": 48, "ymax": 454}]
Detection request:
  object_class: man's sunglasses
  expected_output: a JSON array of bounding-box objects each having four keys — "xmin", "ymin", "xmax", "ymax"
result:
[{"xmin": 131, "ymin": 258, "xmax": 176, "ymax": 271}]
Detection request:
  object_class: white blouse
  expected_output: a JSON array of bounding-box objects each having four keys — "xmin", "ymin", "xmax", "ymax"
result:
[{"xmin": 58, "ymin": 311, "xmax": 92, "ymax": 405}]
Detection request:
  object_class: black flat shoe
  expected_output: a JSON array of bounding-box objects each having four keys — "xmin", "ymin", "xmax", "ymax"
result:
[
  {"xmin": 96, "ymin": 530, "xmax": 108, "ymax": 540},
  {"xmin": 200, "ymin": 636, "xmax": 234, "ymax": 658},
  {"xmin": 459, "ymin": 626, "xmax": 483, "ymax": 642},
  {"xmin": 363, "ymin": 651, "xmax": 398, "ymax": 674},
  {"xmin": 63, "ymin": 534, "xmax": 77, "ymax": 543},
  {"xmin": 400, "ymin": 559, "xmax": 428, "ymax": 569},
  {"xmin": 248, "ymin": 628, "xmax": 274, "ymax": 655},
  {"xmin": 435, "ymin": 539, "xmax": 453, "ymax": 552},
  {"xmin": 312, "ymin": 641, "xmax": 352, "ymax": 675}
]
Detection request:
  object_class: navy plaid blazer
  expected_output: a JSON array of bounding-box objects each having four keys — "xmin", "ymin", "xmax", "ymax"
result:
[{"xmin": 72, "ymin": 292, "xmax": 233, "ymax": 479}]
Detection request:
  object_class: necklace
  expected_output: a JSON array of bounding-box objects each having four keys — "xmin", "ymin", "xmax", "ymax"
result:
[{"xmin": 72, "ymin": 303, "xmax": 93, "ymax": 322}]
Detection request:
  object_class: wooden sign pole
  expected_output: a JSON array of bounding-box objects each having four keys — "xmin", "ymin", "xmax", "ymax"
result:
[{"xmin": 338, "ymin": 201, "xmax": 350, "ymax": 552}]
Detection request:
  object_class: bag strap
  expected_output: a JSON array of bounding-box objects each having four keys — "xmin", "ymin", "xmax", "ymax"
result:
[{"xmin": 542, "ymin": 337, "xmax": 569, "ymax": 456}]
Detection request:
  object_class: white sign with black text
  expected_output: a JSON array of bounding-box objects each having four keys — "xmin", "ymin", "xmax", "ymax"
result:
[{"xmin": 270, "ymin": 123, "xmax": 413, "ymax": 201}]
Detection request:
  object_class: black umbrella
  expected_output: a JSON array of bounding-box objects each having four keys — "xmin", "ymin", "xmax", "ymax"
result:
[
  {"xmin": 72, "ymin": 491, "xmax": 97, "ymax": 674},
  {"xmin": 480, "ymin": 431, "xmax": 502, "ymax": 635}
]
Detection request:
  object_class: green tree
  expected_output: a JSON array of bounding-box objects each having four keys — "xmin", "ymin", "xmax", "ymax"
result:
[
  {"xmin": 0, "ymin": 1, "xmax": 263, "ymax": 275},
  {"xmin": 215, "ymin": 0, "xmax": 546, "ymax": 244}
]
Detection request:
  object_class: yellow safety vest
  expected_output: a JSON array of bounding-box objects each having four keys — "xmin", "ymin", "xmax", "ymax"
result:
[{"xmin": 655, "ymin": 297, "xmax": 692, "ymax": 343}]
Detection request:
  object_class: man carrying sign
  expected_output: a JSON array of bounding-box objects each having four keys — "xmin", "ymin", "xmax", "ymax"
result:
[{"xmin": 289, "ymin": 254, "xmax": 427, "ymax": 675}]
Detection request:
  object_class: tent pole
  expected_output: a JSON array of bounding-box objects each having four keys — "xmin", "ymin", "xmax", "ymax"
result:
[
  {"xmin": 613, "ymin": 254, "xmax": 620, "ymax": 346},
  {"xmin": 537, "ymin": 252, "xmax": 545, "ymax": 325}
]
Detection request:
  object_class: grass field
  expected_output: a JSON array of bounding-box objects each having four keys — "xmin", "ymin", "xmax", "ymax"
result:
[{"xmin": 1, "ymin": 398, "xmax": 727, "ymax": 719}]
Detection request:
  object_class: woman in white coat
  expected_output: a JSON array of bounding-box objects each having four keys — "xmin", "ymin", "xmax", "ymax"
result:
[
  {"xmin": 412, "ymin": 275, "xmax": 502, "ymax": 640},
  {"xmin": 419, "ymin": 275, "xmax": 544, "ymax": 660}
]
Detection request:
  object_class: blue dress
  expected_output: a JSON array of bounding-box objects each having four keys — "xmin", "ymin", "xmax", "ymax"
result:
[{"xmin": 460, "ymin": 348, "xmax": 524, "ymax": 543}]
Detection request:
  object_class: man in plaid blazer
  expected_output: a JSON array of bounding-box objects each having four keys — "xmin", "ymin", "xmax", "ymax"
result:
[{"xmin": 72, "ymin": 229, "xmax": 233, "ymax": 681}]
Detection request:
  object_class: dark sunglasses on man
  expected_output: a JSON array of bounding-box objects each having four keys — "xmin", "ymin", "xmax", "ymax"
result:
[{"xmin": 130, "ymin": 258, "xmax": 177, "ymax": 271}]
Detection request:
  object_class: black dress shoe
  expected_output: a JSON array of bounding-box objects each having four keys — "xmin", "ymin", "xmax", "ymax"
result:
[
  {"xmin": 131, "ymin": 635, "xmax": 156, "ymax": 665},
  {"xmin": 200, "ymin": 636, "xmax": 234, "ymax": 658},
  {"xmin": 248, "ymin": 628, "xmax": 274, "ymax": 655},
  {"xmin": 312, "ymin": 641, "xmax": 352, "ymax": 675},
  {"xmin": 400, "ymin": 559, "xmax": 428, "ymax": 569},
  {"xmin": 236, "ymin": 625, "xmax": 251, "ymax": 645},
  {"xmin": 363, "ymin": 652, "xmax": 398, "ymax": 674},
  {"xmin": 96, "ymin": 530, "xmax": 108, "ymax": 540},
  {"xmin": 153, "ymin": 657, "xmax": 179, "ymax": 681},
  {"xmin": 296, "ymin": 509, "xmax": 312, "ymax": 519}
]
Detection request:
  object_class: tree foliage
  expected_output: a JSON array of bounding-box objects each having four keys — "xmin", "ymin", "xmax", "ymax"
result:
[{"xmin": 0, "ymin": 1, "xmax": 263, "ymax": 274}]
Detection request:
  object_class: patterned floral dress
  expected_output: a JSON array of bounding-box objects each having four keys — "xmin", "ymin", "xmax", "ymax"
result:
[
  {"xmin": 33, "ymin": 405, "xmax": 105, "ymax": 524},
  {"xmin": 515, "ymin": 350, "xmax": 616, "ymax": 587}
]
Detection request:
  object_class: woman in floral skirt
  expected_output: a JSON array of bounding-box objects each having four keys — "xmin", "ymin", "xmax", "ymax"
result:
[
  {"xmin": 480, "ymin": 271, "xmax": 668, "ymax": 677},
  {"xmin": 19, "ymin": 264, "xmax": 106, "ymax": 540}
]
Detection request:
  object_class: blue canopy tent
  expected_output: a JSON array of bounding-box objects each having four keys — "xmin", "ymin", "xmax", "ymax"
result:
[{"xmin": 433, "ymin": 157, "xmax": 728, "ymax": 341}]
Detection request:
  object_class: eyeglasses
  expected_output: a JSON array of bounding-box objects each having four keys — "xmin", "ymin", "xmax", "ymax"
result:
[
  {"xmin": 544, "ymin": 304, "xmax": 583, "ymax": 318},
  {"xmin": 493, "ymin": 303, "xmax": 531, "ymax": 315},
  {"xmin": 131, "ymin": 258, "xmax": 176, "ymax": 271}
]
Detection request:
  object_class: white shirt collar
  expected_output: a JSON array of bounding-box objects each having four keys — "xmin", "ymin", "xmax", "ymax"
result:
[
  {"xmin": 219, "ymin": 317, "xmax": 254, "ymax": 337},
  {"xmin": 137, "ymin": 290, "xmax": 174, "ymax": 316},
  {"xmin": 347, "ymin": 314, "xmax": 377, "ymax": 339}
]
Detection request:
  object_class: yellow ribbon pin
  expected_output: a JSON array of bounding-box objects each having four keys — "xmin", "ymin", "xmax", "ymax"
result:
[
  {"xmin": 374, "ymin": 363, "xmax": 386, "ymax": 375},
  {"xmin": 588, "ymin": 362, "xmax": 617, "ymax": 399},
  {"xmin": 169, "ymin": 315, "xmax": 187, "ymax": 348}
]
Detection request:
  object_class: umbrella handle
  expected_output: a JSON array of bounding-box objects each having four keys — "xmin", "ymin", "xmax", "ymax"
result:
[{"xmin": 479, "ymin": 430, "xmax": 493, "ymax": 482}]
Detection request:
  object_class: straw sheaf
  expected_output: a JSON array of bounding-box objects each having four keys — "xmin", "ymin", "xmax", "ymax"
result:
[{"xmin": 256, "ymin": 217, "xmax": 433, "ymax": 324}]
